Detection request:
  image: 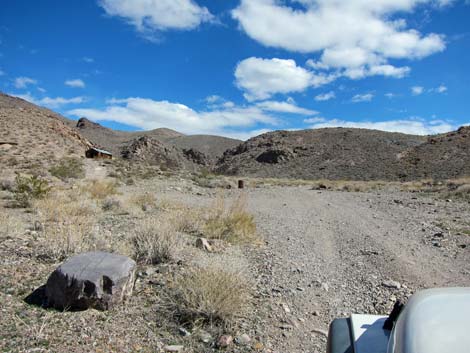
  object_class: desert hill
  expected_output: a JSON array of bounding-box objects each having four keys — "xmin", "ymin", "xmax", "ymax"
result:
[
  {"xmin": 401, "ymin": 126, "xmax": 470, "ymax": 180},
  {"xmin": 215, "ymin": 128, "xmax": 427, "ymax": 181},
  {"xmin": 2, "ymin": 92, "xmax": 469, "ymax": 181},
  {"xmin": 0, "ymin": 93, "xmax": 91, "ymax": 176},
  {"xmin": 74, "ymin": 117, "xmax": 240, "ymax": 161},
  {"xmin": 75, "ymin": 117, "xmax": 184, "ymax": 156},
  {"xmin": 166, "ymin": 135, "xmax": 241, "ymax": 160}
]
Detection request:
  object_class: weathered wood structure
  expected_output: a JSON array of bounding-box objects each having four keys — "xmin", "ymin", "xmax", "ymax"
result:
[{"xmin": 85, "ymin": 147, "xmax": 112, "ymax": 159}]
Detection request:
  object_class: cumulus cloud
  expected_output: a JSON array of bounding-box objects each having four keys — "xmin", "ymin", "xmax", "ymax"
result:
[
  {"xmin": 14, "ymin": 77, "xmax": 37, "ymax": 89},
  {"xmin": 411, "ymin": 86, "xmax": 424, "ymax": 95},
  {"xmin": 65, "ymin": 79, "xmax": 86, "ymax": 88},
  {"xmin": 315, "ymin": 91, "xmax": 336, "ymax": 101},
  {"xmin": 233, "ymin": 0, "xmax": 448, "ymax": 79},
  {"xmin": 256, "ymin": 100, "xmax": 318, "ymax": 115},
  {"xmin": 11, "ymin": 92, "xmax": 85, "ymax": 108},
  {"xmin": 235, "ymin": 57, "xmax": 319, "ymax": 101},
  {"xmin": 98, "ymin": 0, "xmax": 213, "ymax": 38},
  {"xmin": 351, "ymin": 93, "xmax": 374, "ymax": 103},
  {"xmin": 68, "ymin": 97, "xmax": 279, "ymax": 139},
  {"xmin": 308, "ymin": 118, "xmax": 454, "ymax": 135},
  {"xmin": 82, "ymin": 57, "xmax": 94, "ymax": 63}
]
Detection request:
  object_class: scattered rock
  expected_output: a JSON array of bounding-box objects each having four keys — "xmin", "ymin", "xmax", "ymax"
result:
[
  {"xmin": 178, "ymin": 327, "xmax": 191, "ymax": 337},
  {"xmin": 235, "ymin": 334, "xmax": 251, "ymax": 346},
  {"xmin": 312, "ymin": 328, "xmax": 328, "ymax": 337},
  {"xmin": 382, "ymin": 280, "xmax": 401, "ymax": 290},
  {"xmin": 195, "ymin": 237, "xmax": 213, "ymax": 252},
  {"xmin": 198, "ymin": 331, "xmax": 212, "ymax": 344},
  {"xmin": 217, "ymin": 335, "xmax": 233, "ymax": 348},
  {"xmin": 164, "ymin": 345, "xmax": 184, "ymax": 352},
  {"xmin": 45, "ymin": 251, "xmax": 136, "ymax": 310}
]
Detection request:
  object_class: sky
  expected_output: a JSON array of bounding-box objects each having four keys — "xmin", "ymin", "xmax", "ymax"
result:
[{"xmin": 1, "ymin": 0, "xmax": 469, "ymax": 140}]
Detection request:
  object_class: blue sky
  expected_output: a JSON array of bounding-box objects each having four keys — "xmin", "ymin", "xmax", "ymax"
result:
[{"xmin": 1, "ymin": 0, "xmax": 469, "ymax": 139}]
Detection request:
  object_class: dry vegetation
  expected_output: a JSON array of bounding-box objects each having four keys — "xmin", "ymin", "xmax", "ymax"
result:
[
  {"xmin": 132, "ymin": 218, "xmax": 183, "ymax": 264},
  {"xmin": 0, "ymin": 173, "xmax": 258, "ymax": 352},
  {"xmin": 166, "ymin": 263, "xmax": 250, "ymax": 327}
]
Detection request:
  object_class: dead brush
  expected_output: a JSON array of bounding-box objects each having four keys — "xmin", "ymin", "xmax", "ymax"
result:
[
  {"xmin": 201, "ymin": 194, "xmax": 257, "ymax": 244},
  {"xmin": 83, "ymin": 179, "xmax": 118, "ymax": 200},
  {"xmin": 131, "ymin": 218, "xmax": 183, "ymax": 264},
  {"xmin": 34, "ymin": 189, "xmax": 98, "ymax": 260},
  {"xmin": 165, "ymin": 264, "xmax": 250, "ymax": 327}
]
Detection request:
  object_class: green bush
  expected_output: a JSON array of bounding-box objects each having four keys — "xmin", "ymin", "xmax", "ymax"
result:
[
  {"xmin": 13, "ymin": 173, "xmax": 50, "ymax": 207},
  {"xmin": 49, "ymin": 158, "xmax": 85, "ymax": 180}
]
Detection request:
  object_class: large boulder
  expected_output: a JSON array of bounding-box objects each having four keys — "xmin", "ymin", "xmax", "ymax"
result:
[{"xmin": 45, "ymin": 251, "xmax": 136, "ymax": 310}]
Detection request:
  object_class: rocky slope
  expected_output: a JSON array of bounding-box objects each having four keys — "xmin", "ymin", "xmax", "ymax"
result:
[
  {"xmin": 216, "ymin": 128, "xmax": 427, "ymax": 180},
  {"xmin": 0, "ymin": 93, "xmax": 91, "ymax": 177},
  {"xmin": 400, "ymin": 126, "xmax": 470, "ymax": 180},
  {"xmin": 166, "ymin": 135, "xmax": 241, "ymax": 160}
]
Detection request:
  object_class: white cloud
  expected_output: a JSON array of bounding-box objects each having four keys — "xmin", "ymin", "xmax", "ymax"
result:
[
  {"xmin": 82, "ymin": 57, "xmax": 94, "ymax": 63},
  {"xmin": 68, "ymin": 97, "xmax": 279, "ymax": 139},
  {"xmin": 256, "ymin": 100, "xmax": 318, "ymax": 115},
  {"xmin": 98, "ymin": 0, "xmax": 213, "ymax": 37},
  {"xmin": 430, "ymin": 84, "xmax": 448, "ymax": 93},
  {"xmin": 315, "ymin": 91, "xmax": 336, "ymax": 101},
  {"xmin": 308, "ymin": 118, "xmax": 454, "ymax": 135},
  {"xmin": 385, "ymin": 92, "xmax": 397, "ymax": 99},
  {"xmin": 11, "ymin": 92, "xmax": 85, "ymax": 108},
  {"xmin": 304, "ymin": 117, "xmax": 326, "ymax": 123},
  {"xmin": 0, "ymin": 69, "xmax": 5, "ymax": 76},
  {"xmin": 235, "ymin": 57, "xmax": 315, "ymax": 101},
  {"xmin": 411, "ymin": 86, "xmax": 424, "ymax": 95},
  {"xmin": 14, "ymin": 76, "xmax": 37, "ymax": 89},
  {"xmin": 232, "ymin": 0, "xmax": 448, "ymax": 79},
  {"xmin": 37, "ymin": 87, "xmax": 46, "ymax": 93},
  {"xmin": 351, "ymin": 93, "xmax": 374, "ymax": 103},
  {"xmin": 65, "ymin": 79, "xmax": 85, "ymax": 88}
]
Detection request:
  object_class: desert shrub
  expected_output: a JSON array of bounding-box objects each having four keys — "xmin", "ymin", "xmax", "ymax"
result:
[
  {"xmin": 447, "ymin": 183, "xmax": 470, "ymax": 201},
  {"xmin": 0, "ymin": 212, "xmax": 21, "ymax": 239},
  {"xmin": 131, "ymin": 218, "xmax": 182, "ymax": 264},
  {"xmin": 130, "ymin": 193, "xmax": 157, "ymax": 211},
  {"xmin": 166, "ymin": 265, "xmax": 249, "ymax": 326},
  {"xmin": 101, "ymin": 197, "xmax": 121, "ymax": 212},
  {"xmin": 0, "ymin": 179, "xmax": 14, "ymax": 192},
  {"xmin": 202, "ymin": 194, "xmax": 257, "ymax": 244},
  {"xmin": 13, "ymin": 173, "xmax": 50, "ymax": 207},
  {"xmin": 49, "ymin": 158, "xmax": 85, "ymax": 180},
  {"xmin": 34, "ymin": 190, "xmax": 97, "ymax": 260},
  {"xmin": 84, "ymin": 179, "xmax": 118, "ymax": 199}
]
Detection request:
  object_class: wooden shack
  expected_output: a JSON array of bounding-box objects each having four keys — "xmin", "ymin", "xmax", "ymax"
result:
[{"xmin": 85, "ymin": 147, "xmax": 112, "ymax": 159}]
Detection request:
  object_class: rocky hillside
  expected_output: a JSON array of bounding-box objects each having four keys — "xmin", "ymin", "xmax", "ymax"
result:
[
  {"xmin": 215, "ymin": 128, "xmax": 428, "ymax": 181},
  {"xmin": 75, "ymin": 117, "xmax": 184, "ymax": 156},
  {"xmin": 166, "ymin": 135, "xmax": 241, "ymax": 160},
  {"xmin": 121, "ymin": 136, "xmax": 207, "ymax": 171},
  {"xmin": 0, "ymin": 93, "xmax": 91, "ymax": 177},
  {"xmin": 401, "ymin": 126, "xmax": 470, "ymax": 180}
]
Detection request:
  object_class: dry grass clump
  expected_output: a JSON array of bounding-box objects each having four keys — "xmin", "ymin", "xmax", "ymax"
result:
[
  {"xmin": 129, "ymin": 192, "xmax": 157, "ymax": 211},
  {"xmin": 83, "ymin": 179, "xmax": 118, "ymax": 199},
  {"xmin": 201, "ymin": 194, "xmax": 257, "ymax": 244},
  {"xmin": 131, "ymin": 218, "xmax": 183, "ymax": 264},
  {"xmin": 34, "ymin": 189, "xmax": 99, "ymax": 260},
  {"xmin": 0, "ymin": 212, "xmax": 22, "ymax": 239},
  {"xmin": 166, "ymin": 264, "xmax": 249, "ymax": 326}
]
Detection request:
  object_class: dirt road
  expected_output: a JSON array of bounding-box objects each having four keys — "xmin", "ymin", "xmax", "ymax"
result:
[{"xmin": 236, "ymin": 187, "xmax": 470, "ymax": 353}]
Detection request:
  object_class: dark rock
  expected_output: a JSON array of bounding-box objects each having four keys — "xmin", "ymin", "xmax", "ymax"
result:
[{"xmin": 45, "ymin": 251, "xmax": 136, "ymax": 310}]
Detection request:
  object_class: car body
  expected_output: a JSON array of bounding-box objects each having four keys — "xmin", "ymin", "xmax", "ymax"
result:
[{"xmin": 327, "ymin": 287, "xmax": 470, "ymax": 353}]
